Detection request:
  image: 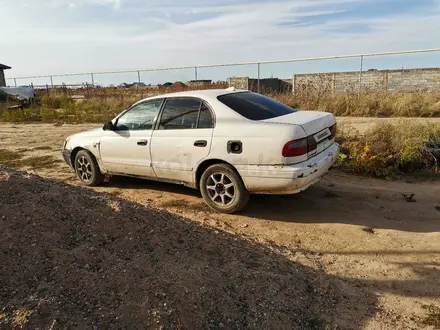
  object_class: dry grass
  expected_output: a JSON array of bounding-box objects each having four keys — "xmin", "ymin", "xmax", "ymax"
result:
[
  {"xmin": 272, "ymin": 91, "xmax": 440, "ymax": 117},
  {"xmin": 336, "ymin": 121, "xmax": 440, "ymax": 178},
  {"xmin": 11, "ymin": 309, "xmax": 32, "ymax": 328},
  {"xmin": 1, "ymin": 87, "xmax": 440, "ymax": 123}
]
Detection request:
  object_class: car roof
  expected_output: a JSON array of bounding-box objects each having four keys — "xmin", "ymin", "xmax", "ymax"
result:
[{"xmin": 135, "ymin": 88, "xmax": 247, "ymax": 104}]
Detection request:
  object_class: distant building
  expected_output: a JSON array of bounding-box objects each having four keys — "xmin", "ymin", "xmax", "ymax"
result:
[
  {"xmin": 171, "ymin": 81, "xmax": 187, "ymax": 88},
  {"xmin": 187, "ymin": 80, "xmax": 212, "ymax": 87},
  {"xmin": 0, "ymin": 63, "xmax": 11, "ymax": 87}
]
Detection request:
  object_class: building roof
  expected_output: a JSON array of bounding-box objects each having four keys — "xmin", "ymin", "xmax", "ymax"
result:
[
  {"xmin": 0, "ymin": 63, "xmax": 11, "ymax": 70},
  {"xmin": 172, "ymin": 81, "xmax": 187, "ymax": 87}
]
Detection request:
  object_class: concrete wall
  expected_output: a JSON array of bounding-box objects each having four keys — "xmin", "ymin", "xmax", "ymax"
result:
[
  {"xmin": 228, "ymin": 77, "xmax": 249, "ymax": 90},
  {"xmin": 0, "ymin": 70, "xmax": 5, "ymax": 87},
  {"xmin": 294, "ymin": 68, "xmax": 440, "ymax": 93},
  {"xmin": 228, "ymin": 77, "xmax": 292, "ymax": 92},
  {"xmin": 187, "ymin": 80, "xmax": 212, "ymax": 87}
]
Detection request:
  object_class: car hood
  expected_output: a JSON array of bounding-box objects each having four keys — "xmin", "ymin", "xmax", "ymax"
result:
[{"xmin": 68, "ymin": 128, "xmax": 103, "ymax": 140}]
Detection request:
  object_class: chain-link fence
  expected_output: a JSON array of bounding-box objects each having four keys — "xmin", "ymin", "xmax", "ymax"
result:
[{"xmin": 5, "ymin": 48, "xmax": 440, "ymax": 95}]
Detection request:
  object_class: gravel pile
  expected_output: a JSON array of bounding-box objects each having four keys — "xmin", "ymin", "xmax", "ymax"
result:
[{"xmin": 0, "ymin": 169, "xmax": 375, "ymax": 329}]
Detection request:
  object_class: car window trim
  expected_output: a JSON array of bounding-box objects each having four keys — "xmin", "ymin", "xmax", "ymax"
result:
[
  {"xmin": 155, "ymin": 97, "xmax": 215, "ymax": 130},
  {"xmin": 114, "ymin": 98, "xmax": 164, "ymax": 131}
]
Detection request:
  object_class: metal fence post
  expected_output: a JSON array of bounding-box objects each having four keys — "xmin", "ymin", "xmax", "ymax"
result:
[
  {"xmin": 195, "ymin": 67, "xmax": 198, "ymax": 81},
  {"xmin": 14, "ymin": 78, "xmax": 17, "ymax": 87},
  {"xmin": 50, "ymin": 76, "xmax": 54, "ymax": 88},
  {"xmin": 137, "ymin": 71, "xmax": 141, "ymax": 84},
  {"xmin": 257, "ymin": 63, "xmax": 260, "ymax": 93},
  {"xmin": 358, "ymin": 55, "xmax": 364, "ymax": 98},
  {"xmin": 91, "ymin": 73, "xmax": 95, "ymax": 86}
]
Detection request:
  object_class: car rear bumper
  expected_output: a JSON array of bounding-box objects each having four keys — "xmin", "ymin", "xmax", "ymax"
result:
[
  {"xmin": 62, "ymin": 150, "xmax": 73, "ymax": 168},
  {"xmin": 237, "ymin": 142, "xmax": 339, "ymax": 194}
]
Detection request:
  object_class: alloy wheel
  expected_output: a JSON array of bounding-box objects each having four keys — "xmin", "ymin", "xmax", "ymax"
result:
[
  {"xmin": 206, "ymin": 172, "xmax": 236, "ymax": 206},
  {"xmin": 77, "ymin": 156, "xmax": 93, "ymax": 182}
]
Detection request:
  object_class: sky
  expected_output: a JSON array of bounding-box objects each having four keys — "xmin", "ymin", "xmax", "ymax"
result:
[{"xmin": 1, "ymin": 0, "xmax": 440, "ymax": 86}]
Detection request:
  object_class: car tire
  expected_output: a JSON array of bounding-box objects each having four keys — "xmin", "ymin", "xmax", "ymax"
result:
[
  {"xmin": 74, "ymin": 149, "xmax": 104, "ymax": 186},
  {"xmin": 200, "ymin": 163, "xmax": 249, "ymax": 213}
]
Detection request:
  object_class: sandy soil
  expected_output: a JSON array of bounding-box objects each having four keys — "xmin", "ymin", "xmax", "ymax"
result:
[{"xmin": 1, "ymin": 120, "xmax": 440, "ymax": 329}]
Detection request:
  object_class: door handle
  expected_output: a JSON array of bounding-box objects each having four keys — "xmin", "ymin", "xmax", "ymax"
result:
[
  {"xmin": 194, "ymin": 140, "xmax": 207, "ymax": 147},
  {"xmin": 137, "ymin": 140, "xmax": 148, "ymax": 146}
]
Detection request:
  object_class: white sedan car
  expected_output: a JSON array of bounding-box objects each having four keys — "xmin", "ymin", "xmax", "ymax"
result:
[{"xmin": 62, "ymin": 89, "xmax": 339, "ymax": 213}]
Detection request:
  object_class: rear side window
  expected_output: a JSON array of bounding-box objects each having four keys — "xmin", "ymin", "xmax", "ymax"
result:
[
  {"xmin": 198, "ymin": 103, "xmax": 214, "ymax": 128},
  {"xmin": 159, "ymin": 98, "xmax": 201, "ymax": 129},
  {"xmin": 217, "ymin": 92, "xmax": 297, "ymax": 120}
]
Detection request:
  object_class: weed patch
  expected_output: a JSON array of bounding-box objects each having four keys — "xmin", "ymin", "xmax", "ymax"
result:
[
  {"xmin": 422, "ymin": 304, "xmax": 440, "ymax": 328},
  {"xmin": 0, "ymin": 149, "xmax": 23, "ymax": 167},
  {"xmin": 0, "ymin": 150, "xmax": 61, "ymax": 170},
  {"xmin": 33, "ymin": 146, "xmax": 53, "ymax": 151},
  {"xmin": 19, "ymin": 156, "xmax": 62, "ymax": 169},
  {"xmin": 161, "ymin": 199, "xmax": 209, "ymax": 212},
  {"xmin": 336, "ymin": 121, "xmax": 440, "ymax": 178}
]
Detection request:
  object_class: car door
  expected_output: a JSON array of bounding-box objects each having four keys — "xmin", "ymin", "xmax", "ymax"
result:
[
  {"xmin": 150, "ymin": 98, "xmax": 214, "ymax": 183},
  {"xmin": 99, "ymin": 99, "xmax": 163, "ymax": 177}
]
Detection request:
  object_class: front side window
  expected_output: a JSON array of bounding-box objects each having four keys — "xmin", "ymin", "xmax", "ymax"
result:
[
  {"xmin": 116, "ymin": 100, "xmax": 163, "ymax": 130},
  {"xmin": 159, "ymin": 98, "xmax": 201, "ymax": 130},
  {"xmin": 217, "ymin": 92, "xmax": 297, "ymax": 120}
]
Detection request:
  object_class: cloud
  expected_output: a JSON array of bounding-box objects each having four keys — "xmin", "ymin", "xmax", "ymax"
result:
[
  {"xmin": 1, "ymin": 0, "xmax": 440, "ymax": 85},
  {"xmin": 64, "ymin": 0, "xmax": 122, "ymax": 8}
]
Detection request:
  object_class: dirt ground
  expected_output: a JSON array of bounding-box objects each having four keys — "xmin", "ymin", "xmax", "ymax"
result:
[{"xmin": 1, "ymin": 120, "xmax": 440, "ymax": 329}]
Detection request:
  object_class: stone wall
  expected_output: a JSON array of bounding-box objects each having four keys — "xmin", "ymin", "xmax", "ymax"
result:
[
  {"xmin": 294, "ymin": 68, "xmax": 440, "ymax": 93},
  {"xmin": 0, "ymin": 70, "xmax": 5, "ymax": 87}
]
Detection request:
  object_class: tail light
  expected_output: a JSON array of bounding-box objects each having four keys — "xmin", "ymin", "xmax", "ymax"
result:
[
  {"xmin": 283, "ymin": 125, "xmax": 338, "ymax": 157},
  {"xmin": 283, "ymin": 136, "xmax": 317, "ymax": 157},
  {"xmin": 307, "ymin": 136, "xmax": 317, "ymax": 152},
  {"xmin": 282, "ymin": 138, "xmax": 308, "ymax": 157}
]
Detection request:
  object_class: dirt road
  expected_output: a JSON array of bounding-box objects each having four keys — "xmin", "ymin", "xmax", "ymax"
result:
[{"xmin": 1, "ymin": 121, "xmax": 440, "ymax": 329}]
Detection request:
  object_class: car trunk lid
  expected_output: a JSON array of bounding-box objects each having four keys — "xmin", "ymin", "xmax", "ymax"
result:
[
  {"xmin": 262, "ymin": 111, "xmax": 335, "ymax": 135},
  {"xmin": 262, "ymin": 111, "xmax": 336, "ymax": 161}
]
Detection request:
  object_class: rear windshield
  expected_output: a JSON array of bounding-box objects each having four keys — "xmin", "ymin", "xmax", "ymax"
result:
[{"xmin": 217, "ymin": 92, "xmax": 297, "ymax": 120}]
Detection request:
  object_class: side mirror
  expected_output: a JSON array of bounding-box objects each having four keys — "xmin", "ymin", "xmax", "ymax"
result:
[{"xmin": 103, "ymin": 121, "xmax": 114, "ymax": 131}]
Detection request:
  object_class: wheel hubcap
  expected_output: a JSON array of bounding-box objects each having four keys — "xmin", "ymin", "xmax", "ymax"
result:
[
  {"xmin": 77, "ymin": 156, "xmax": 93, "ymax": 182},
  {"xmin": 206, "ymin": 173, "xmax": 235, "ymax": 206}
]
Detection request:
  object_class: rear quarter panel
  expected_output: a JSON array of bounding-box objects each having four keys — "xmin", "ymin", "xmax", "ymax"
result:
[{"xmin": 209, "ymin": 120, "xmax": 307, "ymax": 166}]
